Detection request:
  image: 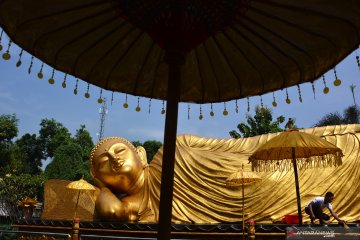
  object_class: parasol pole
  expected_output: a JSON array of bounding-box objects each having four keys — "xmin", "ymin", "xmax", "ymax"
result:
[
  {"xmin": 241, "ymin": 164, "xmax": 245, "ymax": 240},
  {"xmin": 157, "ymin": 48, "xmax": 184, "ymax": 240},
  {"xmin": 292, "ymin": 147, "xmax": 303, "ymax": 225},
  {"xmin": 74, "ymin": 190, "xmax": 81, "ymax": 220}
]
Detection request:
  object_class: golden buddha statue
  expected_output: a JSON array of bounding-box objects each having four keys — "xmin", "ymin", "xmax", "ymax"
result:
[
  {"xmin": 90, "ymin": 136, "xmax": 246, "ymax": 223},
  {"xmin": 42, "ymin": 124, "xmax": 359, "ymax": 223}
]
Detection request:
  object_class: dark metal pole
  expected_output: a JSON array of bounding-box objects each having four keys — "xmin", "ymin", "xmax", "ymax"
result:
[
  {"xmin": 157, "ymin": 50, "xmax": 184, "ymax": 240},
  {"xmin": 292, "ymin": 147, "xmax": 303, "ymax": 225},
  {"xmin": 241, "ymin": 164, "xmax": 245, "ymax": 240},
  {"xmin": 242, "ymin": 181, "xmax": 245, "ymax": 240}
]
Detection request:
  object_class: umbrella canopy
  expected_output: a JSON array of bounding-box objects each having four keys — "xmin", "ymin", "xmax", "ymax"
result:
[
  {"xmin": 248, "ymin": 129, "xmax": 343, "ymax": 225},
  {"xmin": 226, "ymin": 169, "xmax": 261, "ymax": 186},
  {"xmin": 0, "ymin": 1, "xmax": 359, "ymax": 239},
  {"xmin": 249, "ymin": 129, "xmax": 344, "ymax": 171},
  {"xmin": 0, "ymin": 1, "xmax": 359, "ymax": 103},
  {"xmin": 66, "ymin": 178, "xmax": 96, "ymax": 191}
]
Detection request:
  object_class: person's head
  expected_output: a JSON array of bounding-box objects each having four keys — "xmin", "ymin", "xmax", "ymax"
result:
[
  {"xmin": 324, "ymin": 192, "xmax": 334, "ymax": 203},
  {"xmin": 90, "ymin": 137, "xmax": 148, "ymax": 193}
]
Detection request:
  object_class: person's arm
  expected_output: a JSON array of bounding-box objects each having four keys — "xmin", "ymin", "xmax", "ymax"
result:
[
  {"xmin": 329, "ymin": 208, "xmax": 344, "ymax": 223},
  {"xmin": 308, "ymin": 202, "xmax": 316, "ymax": 221}
]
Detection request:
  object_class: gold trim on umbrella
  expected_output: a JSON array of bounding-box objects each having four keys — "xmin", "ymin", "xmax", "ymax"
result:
[{"xmin": 249, "ymin": 129, "xmax": 343, "ymax": 172}]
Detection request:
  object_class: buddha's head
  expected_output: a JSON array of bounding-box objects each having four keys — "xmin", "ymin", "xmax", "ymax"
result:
[{"xmin": 90, "ymin": 137, "xmax": 148, "ymax": 193}]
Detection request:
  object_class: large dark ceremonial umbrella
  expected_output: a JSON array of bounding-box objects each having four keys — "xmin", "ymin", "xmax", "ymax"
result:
[
  {"xmin": 248, "ymin": 129, "xmax": 343, "ymax": 225},
  {"xmin": 0, "ymin": 1, "xmax": 359, "ymax": 239}
]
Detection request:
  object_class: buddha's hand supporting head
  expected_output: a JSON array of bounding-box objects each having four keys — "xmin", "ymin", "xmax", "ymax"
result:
[{"xmin": 90, "ymin": 137, "xmax": 148, "ymax": 193}]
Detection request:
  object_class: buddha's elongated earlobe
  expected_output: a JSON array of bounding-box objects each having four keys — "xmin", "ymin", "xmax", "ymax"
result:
[{"xmin": 136, "ymin": 146, "xmax": 148, "ymax": 167}]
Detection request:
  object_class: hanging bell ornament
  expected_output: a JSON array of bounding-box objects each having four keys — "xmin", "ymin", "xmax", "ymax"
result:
[
  {"xmin": 48, "ymin": 78, "xmax": 55, "ymax": 84},
  {"xmin": 2, "ymin": 52, "xmax": 10, "ymax": 60},
  {"xmin": 333, "ymin": 79, "xmax": 341, "ymax": 86},
  {"xmin": 323, "ymin": 87, "xmax": 329, "ymax": 94}
]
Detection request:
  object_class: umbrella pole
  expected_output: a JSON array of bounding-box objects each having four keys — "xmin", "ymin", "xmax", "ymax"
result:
[
  {"xmin": 157, "ymin": 49, "xmax": 184, "ymax": 240},
  {"xmin": 292, "ymin": 147, "xmax": 303, "ymax": 225},
  {"xmin": 241, "ymin": 164, "xmax": 245, "ymax": 240},
  {"xmin": 74, "ymin": 191, "xmax": 81, "ymax": 220},
  {"xmin": 242, "ymin": 181, "xmax": 245, "ymax": 240}
]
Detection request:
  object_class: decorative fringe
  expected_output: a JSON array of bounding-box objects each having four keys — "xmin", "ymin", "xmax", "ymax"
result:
[
  {"xmin": 251, "ymin": 153, "xmax": 343, "ymax": 172},
  {"xmin": 0, "ymin": 25, "xmax": 354, "ymax": 119}
]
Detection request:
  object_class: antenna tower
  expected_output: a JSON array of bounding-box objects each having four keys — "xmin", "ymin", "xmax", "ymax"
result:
[{"xmin": 97, "ymin": 98, "xmax": 108, "ymax": 141}]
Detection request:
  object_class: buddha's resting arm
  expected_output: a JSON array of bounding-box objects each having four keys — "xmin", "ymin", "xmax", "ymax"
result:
[{"xmin": 95, "ymin": 187, "xmax": 127, "ymax": 221}]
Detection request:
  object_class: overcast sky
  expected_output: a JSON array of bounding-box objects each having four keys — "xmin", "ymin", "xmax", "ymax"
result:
[{"xmin": 1, "ymin": 40, "xmax": 359, "ymax": 144}]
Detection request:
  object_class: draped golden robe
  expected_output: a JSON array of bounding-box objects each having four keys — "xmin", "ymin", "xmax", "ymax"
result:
[
  {"xmin": 42, "ymin": 124, "xmax": 360, "ymax": 223},
  {"xmin": 145, "ymin": 124, "xmax": 360, "ymax": 223}
]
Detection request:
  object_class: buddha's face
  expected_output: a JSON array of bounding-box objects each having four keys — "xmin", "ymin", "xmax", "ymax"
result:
[{"xmin": 91, "ymin": 138, "xmax": 147, "ymax": 193}]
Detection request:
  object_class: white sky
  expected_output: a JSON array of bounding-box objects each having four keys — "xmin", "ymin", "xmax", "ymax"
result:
[{"xmin": 0, "ymin": 39, "xmax": 359, "ymax": 144}]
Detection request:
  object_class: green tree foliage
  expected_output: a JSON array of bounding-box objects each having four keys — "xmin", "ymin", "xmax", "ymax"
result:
[
  {"xmin": 74, "ymin": 125, "xmax": 94, "ymax": 162},
  {"xmin": 343, "ymin": 105, "xmax": 360, "ymax": 124},
  {"xmin": 143, "ymin": 140, "xmax": 162, "ymax": 162},
  {"xmin": 0, "ymin": 114, "xmax": 19, "ymax": 175},
  {"xmin": 39, "ymin": 119, "xmax": 71, "ymax": 158},
  {"xmin": 0, "ymin": 142, "xmax": 13, "ymax": 175},
  {"xmin": 132, "ymin": 140, "xmax": 162, "ymax": 162},
  {"xmin": 0, "ymin": 116, "xmax": 95, "ymax": 220},
  {"xmin": 0, "ymin": 114, "xmax": 18, "ymax": 143},
  {"xmin": 0, "ymin": 144, "xmax": 22, "ymax": 175},
  {"xmin": 0, "ymin": 173, "xmax": 45, "ymax": 218},
  {"xmin": 313, "ymin": 105, "xmax": 360, "ymax": 127},
  {"xmin": 44, "ymin": 142, "xmax": 87, "ymax": 181},
  {"xmin": 229, "ymin": 106, "xmax": 286, "ymax": 138},
  {"xmin": 132, "ymin": 141, "xmax": 142, "ymax": 148},
  {"xmin": 15, "ymin": 134, "xmax": 43, "ymax": 174}
]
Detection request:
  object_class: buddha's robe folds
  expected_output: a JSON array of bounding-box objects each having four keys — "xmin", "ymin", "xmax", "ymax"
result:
[{"xmin": 144, "ymin": 124, "xmax": 360, "ymax": 223}]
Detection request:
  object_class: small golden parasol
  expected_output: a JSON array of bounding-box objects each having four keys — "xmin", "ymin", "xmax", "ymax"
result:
[
  {"xmin": 226, "ymin": 164, "xmax": 261, "ymax": 240},
  {"xmin": 248, "ymin": 129, "xmax": 343, "ymax": 225},
  {"xmin": 66, "ymin": 178, "xmax": 96, "ymax": 220}
]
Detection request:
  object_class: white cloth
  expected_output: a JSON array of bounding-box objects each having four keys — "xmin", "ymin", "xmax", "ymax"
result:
[{"xmin": 306, "ymin": 197, "xmax": 333, "ymax": 210}]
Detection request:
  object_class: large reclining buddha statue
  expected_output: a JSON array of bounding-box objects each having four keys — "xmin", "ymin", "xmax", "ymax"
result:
[{"xmin": 42, "ymin": 124, "xmax": 360, "ymax": 223}]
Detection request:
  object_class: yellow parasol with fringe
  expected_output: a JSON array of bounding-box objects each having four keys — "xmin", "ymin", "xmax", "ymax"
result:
[
  {"xmin": 66, "ymin": 178, "xmax": 96, "ymax": 220},
  {"xmin": 248, "ymin": 129, "xmax": 343, "ymax": 225},
  {"xmin": 226, "ymin": 164, "xmax": 261, "ymax": 240}
]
